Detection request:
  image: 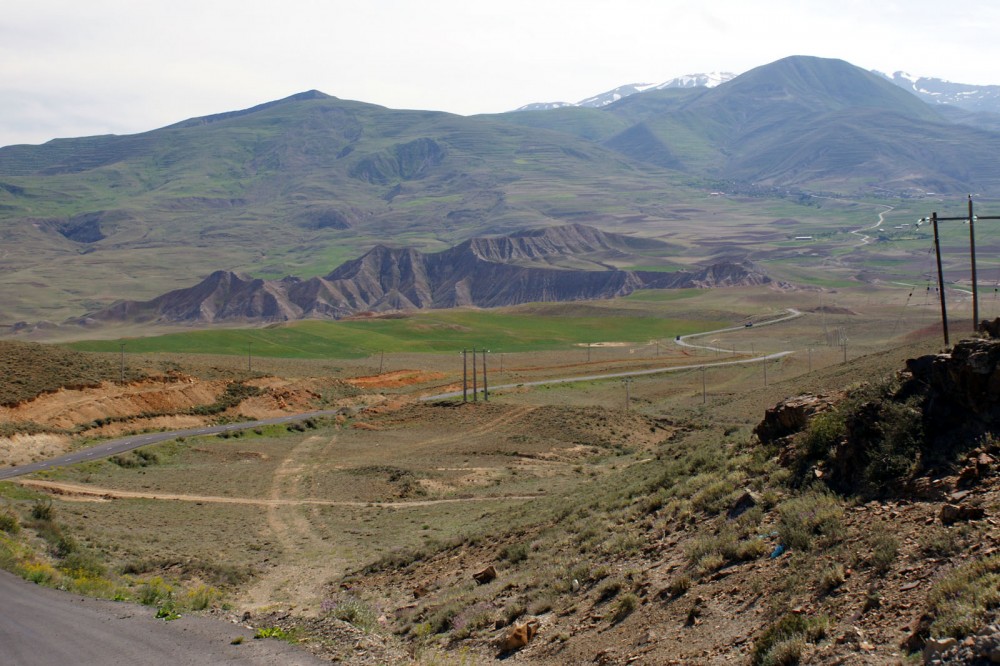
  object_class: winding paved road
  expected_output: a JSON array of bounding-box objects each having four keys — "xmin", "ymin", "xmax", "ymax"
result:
[{"xmin": 0, "ymin": 409, "xmax": 346, "ymax": 482}]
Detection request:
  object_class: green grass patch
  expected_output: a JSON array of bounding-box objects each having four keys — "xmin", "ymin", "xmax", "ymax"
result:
[{"xmin": 66, "ymin": 310, "xmax": 727, "ymax": 358}]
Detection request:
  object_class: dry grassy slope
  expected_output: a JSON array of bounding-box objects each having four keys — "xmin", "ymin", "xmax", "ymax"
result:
[{"xmin": 306, "ymin": 336, "xmax": 1000, "ymax": 665}]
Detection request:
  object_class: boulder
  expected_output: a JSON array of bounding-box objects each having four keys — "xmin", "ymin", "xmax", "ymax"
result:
[
  {"xmin": 753, "ymin": 394, "xmax": 839, "ymax": 444},
  {"xmin": 940, "ymin": 504, "xmax": 986, "ymax": 525},
  {"xmin": 473, "ymin": 565, "xmax": 497, "ymax": 585},
  {"xmin": 497, "ymin": 619, "xmax": 540, "ymax": 654},
  {"xmin": 727, "ymin": 488, "xmax": 760, "ymax": 519}
]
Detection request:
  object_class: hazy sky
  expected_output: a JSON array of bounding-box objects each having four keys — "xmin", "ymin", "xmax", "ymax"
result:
[{"xmin": 3, "ymin": 0, "xmax": 999, "ymax": 147}]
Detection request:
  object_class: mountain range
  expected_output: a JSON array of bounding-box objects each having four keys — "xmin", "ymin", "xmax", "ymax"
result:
[
  {"xmin": 515, "ymin": 72, "xmax": 736, "ymax": 111},
  {"xmin": 517, "ymin": 67, "xmax": 1000, "ymax": 117},
  {"xmin": 75, "ymin": 224, "xmax": 769, "ymax": 325},
  {"xmin": 3, "ymin": 54, "xmax": 1000, "ymax": 325}
]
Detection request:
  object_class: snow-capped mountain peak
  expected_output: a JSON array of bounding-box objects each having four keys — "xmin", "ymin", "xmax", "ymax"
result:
[{"xmin": 515, "ymin": 71, "xmax": 736, "ymax": 112}]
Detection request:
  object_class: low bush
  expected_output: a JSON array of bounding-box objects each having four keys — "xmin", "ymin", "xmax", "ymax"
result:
[
  {"xmin": 777, "ymin": 490, "xmax": 844, "ymax": 551},
  {"xmin": 0, "ymin": 507, "xmax": 20, "ymax": 534},
  {"xmin": 925, "ymin": 554, "xmax": 1000, "ymax": 640},
  {"xmin": 30, "ymin": 499, "xmax": 53, "ymax": 522},
  {"xmin": 751, "ymin": 613, "xmax": 829, "ymax": 666},
  {"xmin": 610, "ymin": 592, "xmax": 638, "ymax": 624}
]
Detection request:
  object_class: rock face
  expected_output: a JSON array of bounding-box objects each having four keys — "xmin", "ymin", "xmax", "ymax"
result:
[
  {"xmin": 78, "ymin": 224, "xmax": 770, "ymax": 324},
  {"xmin": 902, "ymin": 339, "xmax": 1000, "ymax": 448},
  {"xmin": 753, "ymin": 394, "xmax": 840, "ymax": 445}
]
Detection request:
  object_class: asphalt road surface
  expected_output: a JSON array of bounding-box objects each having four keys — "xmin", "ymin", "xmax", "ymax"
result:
[
  {"xmin": 0, "ymin": 570, "xmax": 326, "ymax": 665},
  {"xmin": 0, "ymin": 409, "xmax": 346, "ymax": 481}
]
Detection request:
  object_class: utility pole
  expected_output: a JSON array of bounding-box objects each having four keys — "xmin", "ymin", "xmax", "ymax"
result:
[
  {"xmin": 462, "ymin": 350, "xmax": 468, "ymax": 403},
  {"xmin": 119, "ymin": 342, "xmax": 126, "ymax": 385},
  {"xmin": 763, "ymin": 358, "xmax": 767, "ymax": 386},
  {"xmin": 472, "ymin": 346, "xmax": 478, "ymax": 402},
  {"xmin": 247, "ymin": 341, "xmax": 252, "ymax": 372},
  {"xmin": 378, "ymin": 349, "xmax": 385, "ymax": 375},
  {"xmin": 932, "ymin": 212, "xmax": 950, "ymax": 346},
  {"xmin": 624, "ymin": 377, "xmax": 631, "ymax": 410},
  {"xmin": 701, "ymin": 366, "xmax": 706, "ymax": 404},
  {"xmin": 969, "ymin": 195, "xmax": 979, "ymax": 331},
  {"xmin": 808, "ymin": 348, "xmax": 812, "ymax": 374},
  {"xmin": 482, "ymin": 349, "xmax": 489, "ymax": 402}
]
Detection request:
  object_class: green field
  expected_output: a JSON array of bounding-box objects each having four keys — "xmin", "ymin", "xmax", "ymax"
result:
[{"xmin": 67, "ymin": 309, "xmax": 727, "ymax": 359}]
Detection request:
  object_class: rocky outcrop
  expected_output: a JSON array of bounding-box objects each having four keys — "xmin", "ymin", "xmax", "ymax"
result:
[
  {"xmin": 78, "ymin": 224, "xmax": 771, "ymax": 325},
  {"xmin": 754, "ymin": 393, "xmax": 840, "ymax": 445},
  {"xmin": 901, "ymin": 338, "xmax": 1000, "ymax": 448}
]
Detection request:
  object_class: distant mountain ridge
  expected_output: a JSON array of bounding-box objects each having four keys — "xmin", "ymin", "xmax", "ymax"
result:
[
  {"xmin": 876, "ymin": 70, "xmax": 1000, "ymax": 114},
  {"xmin": 77, "ymin": 224, "xmax": 770, "ymax": 325},
  {"xmin": 515, "ymin": 72, "xmax": 736, "ymax": 111},
  {"xmin": 519, "ymin": 67, "xmax": 1000, "ymax": 116}
]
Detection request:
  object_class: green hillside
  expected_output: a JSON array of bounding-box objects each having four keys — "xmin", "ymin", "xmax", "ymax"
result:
[{"xmin": 2, "ymin": 56, "xmax": 999, "ymax": 325}]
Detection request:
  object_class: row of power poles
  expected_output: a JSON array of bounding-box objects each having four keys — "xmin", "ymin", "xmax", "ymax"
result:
[{"xmin": 461, "ymin": 348, "xmax": 489, "ymax": 402}]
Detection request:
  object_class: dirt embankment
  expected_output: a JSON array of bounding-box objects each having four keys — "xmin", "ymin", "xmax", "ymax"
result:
[{"xmin": 0, "ymin": 374, "xmax": 331, "ymax": 466}]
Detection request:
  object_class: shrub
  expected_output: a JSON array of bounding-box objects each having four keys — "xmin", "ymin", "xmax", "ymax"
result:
[
  {"xmin": 30, "ymin": 499, "xmax": 53, "ymax": 522},
  {"xmin": 925, "ymin": 554, "xmax": 1000, "ymax": 640},
  {"xmin": 777, "ymin": 491, "xmax": 844, "ymax": 551},
  {"xmin": 60, "ymin": 551, "xmax": 106, "ymax": 579},
  {"xmin": 664, "ymin": 574, "xmax": 691, "ymax": 598},
  {"xmin": 610, "ymin": 593, "xmax": 638, "ymax": 624},
  {"xmin": 137, "ymin": 577, "xmax": 173, "ymax": 606},
  {"xmin": 323, "ymin": 596, "xmax": 378, "ymax": 632},
  {"xmin": 867, "ymin": 533, "xmax": 899, "ymax": 575},
  {"xmin": 254, "ymin": 626, "xmax": 293, "ymax": 641},
  {"xmin": 451, "ymin": 601, "xmax": 495, "ymax": 639},
  {"xmin": 0, "ymin": 508, "xmax": 20, "ymax": 534},
  {"xmin": 500, "ymin": 543, "xmax": 529, "ymax": 564},
  {"xmin": 818, "ymin": 563, "xmax": 846, "ymax": 594},
  {"xmin": 426, "ymin": 602, "xmax": 461, "ymax": 634},
  {"xmin": 596, "ymin": 578, "xmax": 624, "ymax": 603},
  {"xmin": 186, "ymin": 584, "xmax": 220, "ymax": 611},
  {"xmin": 751, "ymin": 613, "xmax": 829, "ymax": 666}
]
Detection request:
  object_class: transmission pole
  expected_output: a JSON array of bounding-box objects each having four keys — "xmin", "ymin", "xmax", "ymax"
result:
[
  {"xmin": 472, "ymin": 346, "xmax": 478, "ymax": 402},
  {"xmin": 969, "ymin": 195, "xmax": 979, "ymax": 331},
  {"xmin": 482, "ymin": 349, "xmax": 489, "ymax": 402},
  {"xmin": 462, "ymin": 349, "xmax": 468, "ymax": 402},
  {"xmin": 932, "ymin": 212, "xmax": 950, "ymax": 346}
]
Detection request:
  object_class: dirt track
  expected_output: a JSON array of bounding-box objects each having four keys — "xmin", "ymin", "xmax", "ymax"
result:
[{"xmin": 17, "ymin": 478, "xmax": 542, "ymax": 508}]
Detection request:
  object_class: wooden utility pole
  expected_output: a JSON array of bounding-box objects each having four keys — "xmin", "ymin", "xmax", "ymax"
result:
[
  {"xmin": 932, "ymin": 212, "xmax": 950, "ymax": 346},
  {"xmin": 119, "ymin": 342, "xmax": 126, "ymax": 384},
  {"xmin": 482, "ymin": 349, "xmax": 489, "ymax": 402},
  {"xmin": 969, "ymin": 195, "xmax": 979, "ymax": 331},
  {"xmin": 472, "ymin": 346, "xmax": 478, "ymax": 402},
  {"xmin": 462, "ymin": 350, "xmax": 468, "ymax": 402}
]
